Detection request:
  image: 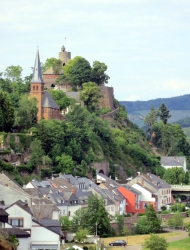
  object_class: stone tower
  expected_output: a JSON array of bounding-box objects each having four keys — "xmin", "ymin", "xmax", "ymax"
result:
[
  {"xmin": 58, "ymin": 45, "xmax": 71, "ymax": 66},
  {"xmin": 30, "ymin": 49, "xmax": 44, "ymax": 121}
]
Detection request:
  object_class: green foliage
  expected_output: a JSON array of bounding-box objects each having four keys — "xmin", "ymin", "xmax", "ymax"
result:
[
  {"xmin": 170, "ymin": 203, "xmax": 185, "ymax": 212},
  {"xmin": 14, "ymin": 95, "xmax": 38, "ymax": 129},
  {"xmin": 163, "ymin": 168, "xmax": 187, "ymax": 185},
  {"xmin": 115, "ymin": 214, "xmax": 124, "ymax": 235},
  {"xmin": 74, "ymin": 228, "xmax": 89, "ymax": 243},
  {"xmin": 42, "ymin": 57, "xmax": 62, "ymax": 74},
  {"xmin": 167, "ymin": 212, "xmax": 184, "ymax": 227},
  {"xmin": 144, "ymin": 105, "xmax": 158, "ymax": 136},
  {"xmin": 0, "ymin": 91, "xmax": 14, "ymax": 132},
  {"xmin": 91, "ymin": 61, "xmax": 110, "ymax": 85},
  {"xmin": 63, "ymin": 56, "xmax": 91, "ymax": 86},
  {"xmin": 135, "ymin": 205, "xmax": 161, "ymax": 234},
  {"xmin": 4, "ymin": 65, "xmax": 23, "ymax": 80},
  {"xmin": 121, "ymin": 226, "xmax": 131, "ymax": 236},
  {"xmin": 49, "ymin": 89, "xmax": 75, "ymax": 110},
  {"xmin": 72, "ymin": 195, "xmax": 112, "ymax": 237},
  {"xmin": 80, "ymin": 82, "xmax": 101, "ymax": 112},
  {"xmin": 60, "ymin": 216, "xmax": 72, "ymax": 231},
  {"xmin": 0, "ymin": 161, "xmax": 14, "ymax": 172},
  {"xmin": 158, "ymin": 103, "xmax": 171, "ymax": 125},
  {"xmin": 29, "ymin": 138, "xmax": 45, "ymax": 170},
  {"xmin": 8, "ymin": 234, "xmax": 19, "ymax": 248},
  {"xmin": 55, "ymin": 154, "xmax": 75, "ymax": 174},
  {"xmin": 13, "ymin": 168, "xmax": 23, "ymax": 186},
  {"xmin": 142, "ymin": 234, "xmax": 168, "ymax": 250}
]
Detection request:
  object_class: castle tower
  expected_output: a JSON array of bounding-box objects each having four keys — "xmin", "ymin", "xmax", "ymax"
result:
[
  {"xmin": 30, "ymin": 49, "xmax": 44, "ymax": 121},
  {"xmin": 58, "ymin": 45, "xmax": 71, "ymax": 66}
]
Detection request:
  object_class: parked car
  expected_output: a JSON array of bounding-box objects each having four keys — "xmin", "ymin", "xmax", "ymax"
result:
[{"xmin": 109, "ymin": 240, "xmax": 127, "ymax": 246}]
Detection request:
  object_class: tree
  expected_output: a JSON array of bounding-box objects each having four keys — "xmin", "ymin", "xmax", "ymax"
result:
[
  {"xmin": 163, "ymin": 167, "xmax": 187, "ymax": 185},
  {"xmin": 144, "ymin": 106, "xmax": 158, "ymax": 136},
  {"xmin": 63, "ymin": 56, "xmax": 91, "ymax": 86},
  {"xmin": 122, "ymin": 226, "xmax": 131, "ymax": 236},
  {"xmin": 49, "ymin": 89, "xmax": 74, "ymax": 110},
  {"xmin": 29, "ymin": 139, "xmax": 45, "ymax": 170},
  {"xmin": 86, "ymin": 195, "xmax": 111, "ymax": 237},
  {"xmin": 60, "ymin": 216, "xmax": 72, "ymax": 231},
  {"xmin": 158, "ymin": 103, "xmax": 171, "ymax": 125},
  {"xmin": 4, "ymin": 65, "xmax": 23, "ymax": 81},
  {"xmin": 80, "ymin": 82, "xmax": 101, "ymax": 112},
  {"xmin": 142, "ymin": 234, "xmax": 168, "ymax": 250},
  {"xmin": 42, "ymin": 58, "xmax": 62, "ymax": 74},
  {"xmin": 115, "ymin": 214, "xmax": 124, "ymax": 235},
  {"xmin": 14, "ymin": 95, "xmax": 38, "ymax": 129},
  {"xmin": 55, "ymin": 154, "xmax": 75, "ymax": 173},
  {"xmin": 0, "ymin": 91, "xmax": 14, "ymax": 132},
  {"xmin": 167, "ymin": 212, "xmax": 184, "ymax": 227},
  {"xmin": 91, "ymin": 61, "xmax": 110, "ymax": 85},
  {"xmin": 135, "ymin": 204, "xmax": 161, "ymax": 234},
  {"xmin": 71, "ymin": 208, "xmax": 89, "ymax": 232},
  {"xmin": 74, "ymin": 228, "xmax": 89, "ymax": 243}
]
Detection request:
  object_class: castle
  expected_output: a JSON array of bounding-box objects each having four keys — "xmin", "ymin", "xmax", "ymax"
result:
[{"xmin": 30, "ymin": 49, "xmax": 62, "ymax": 121}]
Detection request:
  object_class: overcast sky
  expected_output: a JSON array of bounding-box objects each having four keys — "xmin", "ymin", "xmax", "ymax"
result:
[{"xmin": 1, "ymin": 0, "xmax": 190, "ymax": 101}]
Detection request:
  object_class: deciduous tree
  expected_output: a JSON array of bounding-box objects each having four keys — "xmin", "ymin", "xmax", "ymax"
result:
[
  {"xmin": 63, "ymin": 56, "xmax": 91, "ymax": 86},
  {"xmin": 91, "ymin": 61, "xmax": 110, "ymax": 85},
  {"xmin": 80, "ymin": 82, "xmax": 101, "ymax": 112},
  {"xmin": 142, "ymin": 234, "xmax": 168, "ymax": 250}
]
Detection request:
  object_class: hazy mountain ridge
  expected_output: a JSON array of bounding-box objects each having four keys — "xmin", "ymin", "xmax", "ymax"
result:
[{"xmin": 120, "ymin": 94, "xmax": 190, "ymax": 113}]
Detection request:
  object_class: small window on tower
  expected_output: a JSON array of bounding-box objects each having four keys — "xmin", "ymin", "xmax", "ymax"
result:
[
  {"xmin": 33, "ymin": 86, "xmax": 35, "ymax": 91},
  {"xmin": 36, "ymin": 86, "xmax": 38, "ymax": 91}
]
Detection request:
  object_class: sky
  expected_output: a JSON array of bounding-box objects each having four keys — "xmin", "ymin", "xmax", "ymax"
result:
[{"xmin": 1, "ymin": 0, "xmax": 190, "ymax": 101}]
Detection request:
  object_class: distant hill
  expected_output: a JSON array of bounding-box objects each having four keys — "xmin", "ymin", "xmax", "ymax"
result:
[
  {"xmin": 174, "ymin": 117, "xmax": 190, "ymax": 128},
  {"xmin": 120, "ymin": 94, "xmax": 190, "ymax": 113}
]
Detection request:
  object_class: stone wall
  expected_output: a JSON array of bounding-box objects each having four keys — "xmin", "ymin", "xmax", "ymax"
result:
[
  {"xmin": 90, "ymin": 162, "xmax": 110, "ymax": 176},
  {"xmin": 99, "ymin": 86, "xmax": 115, "ymax": 110}
]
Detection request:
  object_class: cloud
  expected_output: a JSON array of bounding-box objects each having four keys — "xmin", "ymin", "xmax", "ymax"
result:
[{"xmin": 162, "ymin": 79, "xmax": 189, "ymax": 92}]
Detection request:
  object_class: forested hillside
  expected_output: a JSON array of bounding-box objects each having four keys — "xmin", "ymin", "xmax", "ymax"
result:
[
  {"xmin": 1, "ymin": 61, "xmax": 190, "ymax": 186},
  {"xmin": 120, "ymin": 94, "xmax": 190, "ymax": 112}
]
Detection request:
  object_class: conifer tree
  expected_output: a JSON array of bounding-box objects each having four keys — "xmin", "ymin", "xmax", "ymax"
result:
[{"xmin": 158, "ymin": 103, "xmax": 171, "ymax": 125}]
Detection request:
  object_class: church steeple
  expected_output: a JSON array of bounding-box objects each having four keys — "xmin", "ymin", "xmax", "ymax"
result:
[{"xmin": 31, "ymin": 48, "xmax": 44, "ymax": 83}]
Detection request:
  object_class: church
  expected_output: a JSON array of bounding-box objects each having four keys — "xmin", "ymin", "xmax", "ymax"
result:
[{"xmin": 30, "ymin": 49, "xmax": 62, "ymax": 121}]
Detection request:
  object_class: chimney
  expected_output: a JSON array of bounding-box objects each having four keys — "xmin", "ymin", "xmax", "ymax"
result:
[
  {"xmin": 72, "ymin": 189, "xmax": 76, "ymax": 194},
  {"xmin": 24, "ymin": 200, "xmax": 28, "ymax": 207}
]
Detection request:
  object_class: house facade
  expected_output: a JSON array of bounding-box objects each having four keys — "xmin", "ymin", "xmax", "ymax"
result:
[{"xmin": 160, "ymin": 156, "xmax": 187, "ymax": 172}]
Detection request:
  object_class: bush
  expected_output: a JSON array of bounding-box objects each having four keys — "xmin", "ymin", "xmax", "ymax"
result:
[{"xmin": 83, "ymin": 246, "xmax": 88, "ymax": 250}]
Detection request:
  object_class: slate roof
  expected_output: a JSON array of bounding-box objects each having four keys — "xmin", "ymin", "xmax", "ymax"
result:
[
  {"xmin": 0, "ymin": 208, "xmax": 9, "ymax": 216},
  {"xmin": 160, "ymin": 156, "xmax": 185, "ymax": 166},
  {"xmin": 32, "ymin": 219, "xmax": 62, "ymax": 236},
  {"xmin": 5, "ymin": 200, "xmax": 33, "ymax": 215},
  {"xmin": 29, "ymin": 180, "xmax": 53, "ymax": 188},
  {"xmin": 65, "ymin": 92, "xmax": 80, "ymax": 102},
  {"xmin": 143, "ymin": 174, "xmax": 171, "ymax": 189},
  {"xmin": 32, "ymin": 204, "xmax": 60, "ymax": 220},
  {"xmin": 42, "ymin": 91, "xmax": 59, "ymax": 109},
  {"xmin": 49, "ymin": 178, "xmax": 74, "ymax": 190},
  {"xmin": 25, "ymin": 187, "xmax": 51, "ymax": 198},
  {"xmin": 31, "ymin": 49, "xmax": 44, "ymax": 83},
  {"xmin": 3, "ymin": 227, "xmax": 30, "ymax": 238}
]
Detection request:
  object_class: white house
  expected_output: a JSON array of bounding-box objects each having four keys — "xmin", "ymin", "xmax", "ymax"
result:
[
  {"xmin": 4, "ymin": 200, "xmax": 62, "ymax": 250},
  {"xmin": 160, "ymin": 156, "xmax": 187, "ymax": 172}
]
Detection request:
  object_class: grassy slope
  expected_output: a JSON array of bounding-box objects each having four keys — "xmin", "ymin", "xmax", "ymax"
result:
[{"xmin": 168, "ymin": 237, "xmax": 190, "ymax": 250}]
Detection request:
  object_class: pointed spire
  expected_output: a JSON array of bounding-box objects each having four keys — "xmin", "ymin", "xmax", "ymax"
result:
[{"xmin": 31, "ymin": 48, "xmax": 44, "ymax": 83}]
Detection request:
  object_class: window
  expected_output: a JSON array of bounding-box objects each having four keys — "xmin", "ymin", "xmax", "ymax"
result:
[
  {"xmin": 33, "ymin": 86, "xmax": 35, "ymax": 91},
  {"xmin": 111, "ymin": 206, "xmax": 114, "ymax": 211},
  {"xmin": 36, "ymin": 86, "xmax": 38, "ymax": 91},
  {"xmin": 8, "ymin": 218, "xmax": 23, "ymax": 227}
]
